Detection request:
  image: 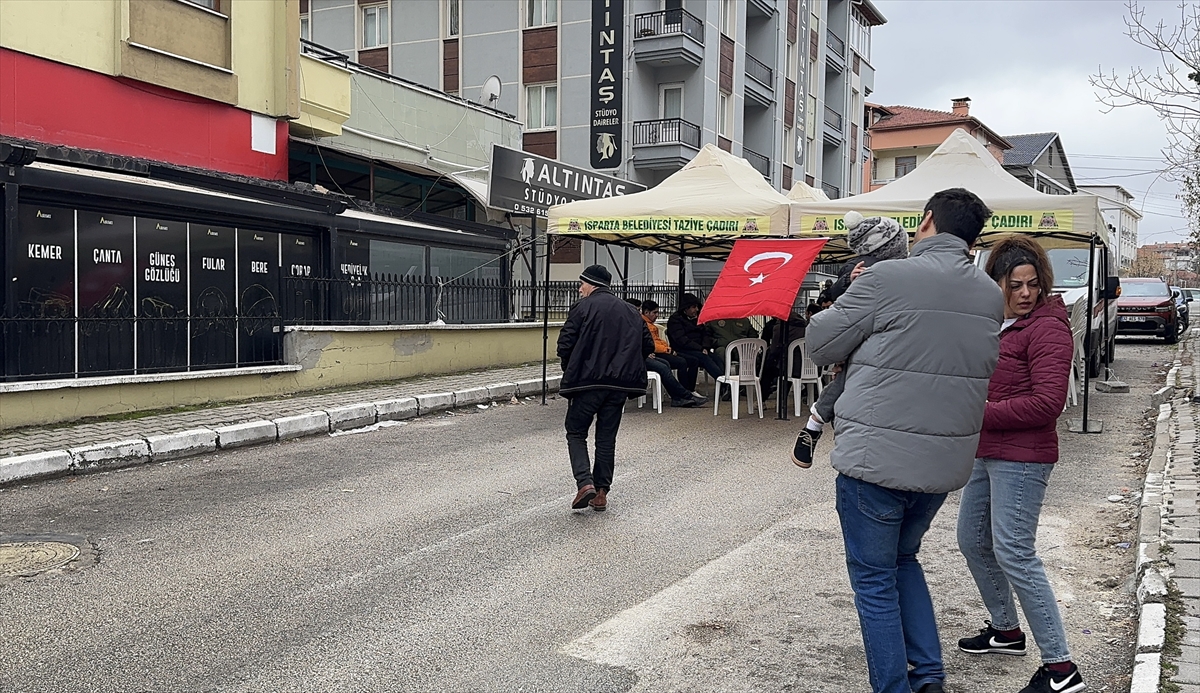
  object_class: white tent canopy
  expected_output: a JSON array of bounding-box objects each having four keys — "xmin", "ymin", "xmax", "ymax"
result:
[
  {"xmin": 547, "ymin": 143, "xmax": 799, "ymax": 259},
  {"xmin": 791, "ymin": 129, "xmax": 1110, "ymax": 252},
  {"xmin": 786, "ymin": 179, "xmax": 830, "ymax": 203}
]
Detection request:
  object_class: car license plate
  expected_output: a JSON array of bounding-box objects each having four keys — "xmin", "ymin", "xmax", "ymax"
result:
[{"xmin": 1120, "ymin": 316, "xmax": 1146, "ymax": 322}]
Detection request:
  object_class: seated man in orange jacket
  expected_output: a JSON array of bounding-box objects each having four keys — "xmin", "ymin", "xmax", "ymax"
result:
[{"xmin": 642, "ymin": 300, "xmax": 706, "ymax": 407}]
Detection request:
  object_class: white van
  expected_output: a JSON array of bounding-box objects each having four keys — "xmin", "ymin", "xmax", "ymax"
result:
[{"xmin": 977, "ymin": 243, "xmax": 1120, "ymax": 377}]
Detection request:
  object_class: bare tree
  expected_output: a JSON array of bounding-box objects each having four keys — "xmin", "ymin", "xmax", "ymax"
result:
[
  {"xmin": 1131, "ymin": 247, "xmax": 1166, "ymax": 278},
  {"xmin": 1091, "ymin": 2, "xmax": 1200, "ymax": 243}
]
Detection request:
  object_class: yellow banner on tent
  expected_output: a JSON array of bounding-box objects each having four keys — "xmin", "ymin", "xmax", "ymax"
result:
[
  {"xmin": 556, "ymin": 215, "xmax": 773, "ymax": 235},
  {"xmin": 797, "ymin": 210, "xmax": 1075, "ymax": 235}
]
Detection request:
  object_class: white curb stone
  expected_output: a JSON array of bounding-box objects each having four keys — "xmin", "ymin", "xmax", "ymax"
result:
[
  {"xmin": 1131, "ymin": 653, "xmax": 1162, "ymax": 693},
  {"xmin": 416, "ymin": 392, "xmax": 454, "ymax": 415},
  {"xmin": 147, "ymin": 428, "xmax": 218, "ymax": 461},
  {"xmin": 1138, "ymin": 603, "xmax": 1167, "ymax": 651},
  {"xmin": 515, "ymin": 378, "xmax": 548, "ymax": 397},
  {"xmin": 1139, "ymin": 567, "xmax": 1169, "ymax": 604},
  {"xmin": 215, "ymin": 420, "xmax": 278, "ymax": 449},
  {"xmin": 326, "ymin": 403, "xmax": 377, "ymax": 431},
  {"xmin": 274, "ymin": 411, "xmax": 330, "ymax": 440},
  {"xmin": 374, "ymin": 397, "xmax": 417, "ymax": 421},
  {"xmin": 69, "ymin": 439, "xmax": 151, "ymax": 470},
  {"xmin": 453, "ymin": 386, "xmax": 489, "ymax": 406},
  {"xmin": 0, "ymin": 451, "xmax": 72, "ymax": 484},
  {"xmin": 486, "ymin": 382, "xmax": 517, "ymax": 400}
]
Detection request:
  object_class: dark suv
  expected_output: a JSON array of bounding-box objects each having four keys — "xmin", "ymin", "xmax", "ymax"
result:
[{"xmin": 1118, "ymin": 278, "xmax": 1179, "ymax": 343}]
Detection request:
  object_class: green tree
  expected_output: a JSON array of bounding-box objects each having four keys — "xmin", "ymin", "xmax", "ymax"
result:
[{"xmin": 1091, "ymin": 2, "xmax": 1200, "ymax": 247}]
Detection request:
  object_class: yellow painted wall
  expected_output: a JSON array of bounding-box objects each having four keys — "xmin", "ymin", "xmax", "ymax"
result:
[
  {"xmin": 0, "ymin": 0, "xmax": 298, "ymax": 118},
  {"xmin": 0, "ymin": 324, "xmax": 563, "ymax": 430},
  {"xmin": 0, "ymin": 0, "xmax": 117, "ymax": 74},
  {"xmin": 294, "ymin": 53, "xmax": 351, "ymax": 137}
]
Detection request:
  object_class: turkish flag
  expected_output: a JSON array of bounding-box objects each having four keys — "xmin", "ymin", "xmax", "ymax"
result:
[{"xmin": 698, "ymin": 238, "xmax": 827, "ymax": 322}]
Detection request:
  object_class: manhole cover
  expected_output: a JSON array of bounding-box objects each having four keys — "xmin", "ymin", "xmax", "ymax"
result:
[{"xmin": 0, "ymin": 541, "xmax": 81, "ymax": 577}]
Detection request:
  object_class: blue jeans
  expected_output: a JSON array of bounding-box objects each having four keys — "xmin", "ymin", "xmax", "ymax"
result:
[
  {"xmin": 645, "ymin": 355, "xmax": 691, "ymax": 400},
  {"xmin": 836, "ymin": 473, "xmax": 947, "ymax": 693},
  {"xmin": 956, "ymin": 459, "xmax": 1071, "ymax": 664}
]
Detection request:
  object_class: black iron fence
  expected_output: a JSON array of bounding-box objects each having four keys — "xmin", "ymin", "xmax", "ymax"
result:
[{"xmin": 2, "ymin": 278, "xmax": 715, "ymax": 381}]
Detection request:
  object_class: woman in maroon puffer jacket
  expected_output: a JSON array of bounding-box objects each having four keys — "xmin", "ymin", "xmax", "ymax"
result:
[{"xmin": 955, "ymin": 237, "xmax": 1085, "ymax": 693}]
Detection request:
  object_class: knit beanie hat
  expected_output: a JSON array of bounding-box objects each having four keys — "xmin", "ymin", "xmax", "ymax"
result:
[
  {"xmin": 580, "ymin": 264, "xmax": 612, "ymax": 288},
  {"xmin": 845, "ymin": 212, "xmax": 907, "ymax": 262}
]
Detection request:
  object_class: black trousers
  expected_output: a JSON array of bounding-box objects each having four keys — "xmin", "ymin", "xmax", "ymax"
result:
[{"xmin": 564, "ymin": 389, "xmax": 628, "ymax": 490}]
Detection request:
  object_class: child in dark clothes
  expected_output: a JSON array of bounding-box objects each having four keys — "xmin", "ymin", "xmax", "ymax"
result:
[{"xmin": 790, "ymin": 211, "xmax": 908, "ymax": 468}]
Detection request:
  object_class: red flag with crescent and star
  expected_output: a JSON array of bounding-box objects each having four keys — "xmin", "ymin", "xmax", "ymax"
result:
[{"xmin": 698, "ymin": 238, "xmax": 828, "ymax": 323}]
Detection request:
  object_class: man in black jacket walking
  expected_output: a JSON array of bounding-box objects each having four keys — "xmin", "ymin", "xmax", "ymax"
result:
[{"xmin": 557, "ymin": 264, "xmax": 654, "ymax": 512}]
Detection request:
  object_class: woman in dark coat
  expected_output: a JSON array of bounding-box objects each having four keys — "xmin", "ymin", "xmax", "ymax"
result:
[{"xmin": 955, "ymin": 236, "xmax": 1084, "ymax": 693}]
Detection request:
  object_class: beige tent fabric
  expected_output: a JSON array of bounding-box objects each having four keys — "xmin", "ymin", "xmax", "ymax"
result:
[
  {"xmin": 547, "ymin": 143, "xmax": 799, "ymax": 258},
  {"xmin": 790, "ymin": 129, "xmax": 1110, "ymax": 250},
  {"xmin": 786, "ymin": 180, "xmax": 831, "ymax": 202}
]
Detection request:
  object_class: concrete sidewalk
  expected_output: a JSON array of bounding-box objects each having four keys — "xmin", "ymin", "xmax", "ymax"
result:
[
  {"xmin": 0, "ymin": 363, "xmax": 562, "ymax": 484},
  {"xmin": 1131, "ymin": 336, "xmax": 1200, "ymax": 693}
]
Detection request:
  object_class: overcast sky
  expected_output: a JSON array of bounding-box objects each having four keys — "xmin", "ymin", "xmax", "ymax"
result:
[{"xmin": 869, "ymin": 0, "xmax": 1190, "ymax": 246}]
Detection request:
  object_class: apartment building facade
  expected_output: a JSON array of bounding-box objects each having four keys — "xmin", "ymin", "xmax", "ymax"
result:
[
  {"xmin": 1080, "ymin": 185, "xmax": 1140, "ymax": 273},
  {"xmin": 304, "ymin": 0, "xmax": 883, "ymax": 280}
]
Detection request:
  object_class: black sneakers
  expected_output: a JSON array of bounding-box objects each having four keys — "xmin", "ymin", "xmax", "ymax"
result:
[
  {"xmin": 1018, "ymin": 664, "xmax": 1085, "ymax": 693},
  {"xmin": 791, "ymin": 428, "xmax": 821, "ymax": 468},
  {"xmin": 957, "ymin": 622, "xmax": 1027, "ymax": 656}
]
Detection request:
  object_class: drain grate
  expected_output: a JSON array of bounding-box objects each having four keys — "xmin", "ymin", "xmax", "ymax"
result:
[{"xmin": 0, "ymin": 541, "xmax": 81, "ymax": 578}]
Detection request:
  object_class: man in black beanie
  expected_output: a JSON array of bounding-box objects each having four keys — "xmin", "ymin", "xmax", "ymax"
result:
[{"xmin": 557, "ymin": 264, "xmax": 655, "ymax": 512}]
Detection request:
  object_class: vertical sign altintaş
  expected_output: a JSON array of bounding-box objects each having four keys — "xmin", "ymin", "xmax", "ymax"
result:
[{"xmin": 590, "ymin": 0, "xmax": 623, "ymax": 170}]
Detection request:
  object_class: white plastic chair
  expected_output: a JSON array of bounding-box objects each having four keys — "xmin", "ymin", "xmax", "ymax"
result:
[
  {"xmin": 786, "ymin": 338, "xmax": 825, "ymax": 416},
  {"xmin": 637, "ymin": 370, "xmax": 663, "ymax": 414},
  {"xmin": 713, "ymin": 338, "xmax": 767, "ymax": 420}
]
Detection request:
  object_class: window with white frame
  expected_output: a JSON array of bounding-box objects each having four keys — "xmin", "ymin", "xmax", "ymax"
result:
[
  {"xmin": 445, "ymin": 0, "xmax": 460, "ymax": 37},
  {"xmin": 718, "ymin": 92, "xmax": 732, "ymax": 137},
  {"xmin": 786, "ymin": 41, "xmax": 797, "ymax": 81},
  {"xmin": 783, "ymin": 127, "xmax": 793, "ymax": 165},
  {"xmin": 720, "ymin": 0, "xmax": 735, "ymax": 37},
  {"xmin": 660, "ymin": 83, "xmax": 683, "ymax": 119},
  {"xmin": 361, "ymin": 4, "xmax": 389, "ymax": 48},
  {"xmin": 300, "ymin": 14, "xmax": 310, "ymax": 41},
  {"xmin": 849, "ymin": 9, "xmax": 871, "ymax": 61},
  {"xmin": 526, "ymin": 84, "xmax": 558, "ymax": 130},
  {"xmin": 527, "ymin": 0, "xmax": 556, "ymax": 27}
]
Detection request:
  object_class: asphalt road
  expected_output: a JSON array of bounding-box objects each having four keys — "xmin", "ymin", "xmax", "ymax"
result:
[{"xmin": 0, "ymin": 338, "xmax": 1174, "ymax": 693}]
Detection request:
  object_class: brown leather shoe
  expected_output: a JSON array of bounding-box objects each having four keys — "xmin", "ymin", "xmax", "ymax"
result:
[
  {"xmin": 589, "ymin": 488, "xmax": 608, "ymax": 512},
  {"xmin": 571, "ymin": 484, "xmax": 597, "ymax": 509}
]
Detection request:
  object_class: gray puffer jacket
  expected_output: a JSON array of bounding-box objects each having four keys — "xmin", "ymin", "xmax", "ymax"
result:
[{"xmin": 806, "ymin": 233, "xmax": 1004, "ymax": 493}]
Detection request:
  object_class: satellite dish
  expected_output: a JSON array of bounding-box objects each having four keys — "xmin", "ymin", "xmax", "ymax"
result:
[{"xmin": 481, "ymin": 75, "xmax": 502, "ymax": 106}]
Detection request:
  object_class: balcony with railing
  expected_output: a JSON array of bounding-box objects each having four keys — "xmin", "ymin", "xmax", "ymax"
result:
[
  {"xmin": 822, "ymin": 182, "xmax": 840, "ymax": 199},
  {"xmin": 825, "ymin": 29, "xmax": 846, "ymax": 72},
  {"xmin": 633, "ymin": 9, "xmax": 704, "ymax": 68},
  {"xmin": 744, "ymin": 53, "xmax": 775, "ymax": 107},
  {"xmin": 824, "ymin": 106, "xmax": 843, "ymax": 132},
  {"xmin": 632, "ymin": 118, "xmax": 702, "ymax": 170},
  {"xmin": 743, "ymin": 147, "xmax": 771, "ymax": 179}
]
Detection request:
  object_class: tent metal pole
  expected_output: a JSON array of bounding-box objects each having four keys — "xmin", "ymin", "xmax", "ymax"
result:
[
  {"xmin": 542, "ymin": 219, "xmax": 552, "ymax": 406},
  {"xmin": 677, "ymin": 242, "xmax": 686, "ymax": 311},
  {"xmin": 776, "ymin": 318, "xmax": 789, "ymax": 420}
]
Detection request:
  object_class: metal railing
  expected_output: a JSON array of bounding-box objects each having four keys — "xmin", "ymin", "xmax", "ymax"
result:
[
  {"xmin": 745, "ymin": 53, "xmax": 774, "ymax": 87},
  {"xmin": 2, "ymin": 278, "xmax": 721, "ymax": 381},
  {"xmin": 633, "ymin": 118, "xmax": 702, "ymax": 148},
  {"xmin": 822, "ymin": 182, "xmax": 841, "ymax": 199},
  {"xmin": 824, "ymin": 106, "xmax": 843, "ymax": 132},
  {"xmin": 743, "ymin": 148, "xmax": 771, "ymax": 178},
  {"xmin": 633, "ymin": 8, "xmax": 704, "ymax": 43},
  {"xmin": 826, "ymin": 29, "xmax": 845, "ymax": 58}
]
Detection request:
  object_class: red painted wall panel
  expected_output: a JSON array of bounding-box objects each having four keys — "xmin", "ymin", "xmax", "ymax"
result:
[{"xmin": 0, "ymin": 48, "xmax": 288, "ymax": 181}]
